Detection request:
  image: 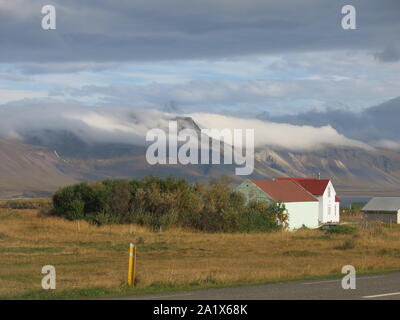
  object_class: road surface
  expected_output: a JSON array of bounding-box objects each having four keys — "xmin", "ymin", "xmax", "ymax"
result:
[{"xmin": 118, "ymin": 272, "xmax": 400, "ymax": 300}]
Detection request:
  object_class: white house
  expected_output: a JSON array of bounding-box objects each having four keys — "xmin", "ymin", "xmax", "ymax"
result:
[
  {"xmin": 277, "ymin": 178, "xmax": 340, "ymax": 223},
  {"xmin": 236, "ymin": 179, "xmax": 320, "ymax": 230}
]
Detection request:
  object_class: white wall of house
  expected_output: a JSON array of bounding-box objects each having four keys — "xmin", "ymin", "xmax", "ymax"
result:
[
  {"xmin": 284, "ymin": 201, "xmax": 319, "ymax": 230},
  {"xmin": 335, "ymin": 202, "xmax": 340, "ymax": 220},
  {"xmin": 317, "ymin": 195, "xmax": 323, "ymax": 222},
  {"xmin": 319, "ymin": 181, "xmax": 339, "ymax": 223}
]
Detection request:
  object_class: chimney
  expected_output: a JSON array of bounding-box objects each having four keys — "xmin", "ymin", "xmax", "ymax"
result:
[{"xmin": 317, "ymin": 172, "xmax": 321, "ymax": 180}]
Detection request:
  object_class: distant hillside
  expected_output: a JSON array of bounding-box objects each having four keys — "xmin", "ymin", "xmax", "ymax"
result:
[
  {"xmin": 1, "ymin": 136, "xmax": 400, "ymax": 198},
  {"xmin": 0, "ymin": 139, "xmax": 77, "ymax": 198},
  {"xmin": 253, "ymin": 147, "xmax": 400, "ymax": 196}
]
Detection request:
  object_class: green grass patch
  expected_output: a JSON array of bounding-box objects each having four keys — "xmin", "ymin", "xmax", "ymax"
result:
[
  {"xmin": 281, "ymin": 250, "xmax": 318, "ymax": 257},
  {"xmin": 68, "ymin": 240, "xmax": 169, "ymax": 253},
  {"xmin": 3, "ymin": 268, "xmax": 400, "ymax": 300},
  {"xmin": 139, "ymin": 242, "xmax": 169, "ymax": 251},
  {"xmin": 0, "ymin": 200, "xmax": 46, "ymax": 210},
  {"xmin": 314, "ymin": 235, "xmax": 335, "ymax": 241},
  {"xmin": 0, "ymin": 212, "xmax": 23, "ymax": 220},
  {"xmin": 0, "ymin": 247, "xmax": 65, "ymax": 254},
  {"xmin": 377, "ymin": 248, "xmax": 400, "ymax": 258},
  {"xmin": 70, "ymin": 241, "xmax": 127, "ymax": 252},
  {"xmin": 335, "ymin": 239, "xmax": 356, "ymax": 250},
  {"xmin": 0, "ymin": 232, "xmax": 9, "ymax": 240},
  {"xmin": 58, "ymin": 259, "xmax": 101, "ymax": 266},
  {"xmin": 1, "ymin": 287, "xmax": 117, "ymax": 300}
]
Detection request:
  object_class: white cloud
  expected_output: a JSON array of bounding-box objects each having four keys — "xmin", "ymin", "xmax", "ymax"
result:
[
  {"xmin": 2, "ymin": 50, "xmax": 400, "ymax": 117},
  {"xmin": 187, "ymin": 113, "xmax": 370, "ymax": 150},
  {"xmin": 371, "ymin": 140, "xmax": 400, "ymax": 151},
  {"xmin": 36, "ymin": 51, "xmax": 400, "ymax": 116},
  {"xmin": 0, "ymin": 89, "xmax": 47, "ymax": 104},
  {"xmin": 0, "ymin": 102, "xmax": 371, "ymax": 151},
  {"xmin": 0, "ymin": 0, "xmax": 38, "ymax": 19}
]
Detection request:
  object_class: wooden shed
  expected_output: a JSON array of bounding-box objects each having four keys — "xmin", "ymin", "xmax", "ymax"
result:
[{"xmin": 362, "ymin": 197, "xmax": 400, "ymax": 223}]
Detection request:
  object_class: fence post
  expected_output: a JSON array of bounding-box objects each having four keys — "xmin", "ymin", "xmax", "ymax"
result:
[{"xmin": 128, "ymin": 243, "xmax": 136, "ymax": 286}]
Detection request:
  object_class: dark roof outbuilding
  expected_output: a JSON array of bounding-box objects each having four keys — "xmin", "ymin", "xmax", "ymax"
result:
[{"xmin": 362, "ymin": 197, "xmax": 400, "ymax": 212}]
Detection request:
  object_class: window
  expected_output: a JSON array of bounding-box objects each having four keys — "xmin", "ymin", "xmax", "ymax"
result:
[{"xmin": 327, "ymin": 187, "xmax": 331, "ymax": 197}]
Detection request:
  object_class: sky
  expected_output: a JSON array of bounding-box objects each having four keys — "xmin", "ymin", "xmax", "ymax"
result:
[{"xmin": 0, "ymin": 0, "xmax": 400, "ymax": 150}]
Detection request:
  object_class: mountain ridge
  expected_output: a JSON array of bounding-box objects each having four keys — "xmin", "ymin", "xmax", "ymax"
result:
[
  {"xmin": 1, "ymin": 136, "xmax": 400, "ymax": 198},
  {"xmin": 2, "ymin": 99, "xmax": 400, "ymax": 198}
]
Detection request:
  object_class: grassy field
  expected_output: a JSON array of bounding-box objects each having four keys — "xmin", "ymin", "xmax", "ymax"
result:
[{"xmin": 1, "ymin": 201, "xmax": 400, "ymax": 299}]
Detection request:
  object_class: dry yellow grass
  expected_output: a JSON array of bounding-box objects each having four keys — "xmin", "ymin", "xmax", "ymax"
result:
[
  {"xmin": 341, "ymin": 211, "xmax": 364, "ymax": 223},
  {"xmin": 1, "ymin": 206, "xmax": 400, "ymax": 299}
]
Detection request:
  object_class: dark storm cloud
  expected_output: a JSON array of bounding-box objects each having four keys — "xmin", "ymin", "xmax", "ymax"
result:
[
  {"xmin": 375, "ymin": 46, "xmax": 400, "ymax": 62},
  {"xmin": 1, "ymin": 0, "xmax": 400, "ymax": 64}
]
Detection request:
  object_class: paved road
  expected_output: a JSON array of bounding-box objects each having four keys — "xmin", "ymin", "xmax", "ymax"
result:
[{"xmin": 118, "ymin": 272, "xmax": 400, "ymax": 300}]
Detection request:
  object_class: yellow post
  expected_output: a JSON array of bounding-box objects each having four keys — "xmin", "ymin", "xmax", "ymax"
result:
[
  {"xmin": 127, "ymin": 243, "xmax": 136, "ymax": 286},
  {"xmin": 133, "ymin": 244, "xmax": 137, "ymax": 286}
]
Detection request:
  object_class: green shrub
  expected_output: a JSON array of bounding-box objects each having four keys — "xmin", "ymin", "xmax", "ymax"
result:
[
  {"xmin": 326, "ymin": 225, "xmax": 357, "ymax": 235},
  {"xmin": 238, "ymin": 201, "xmax": 282, "ymax": 232},
  {"xmin": 51, "ymin": 176, "xmax": 283, "ymax": 233}
]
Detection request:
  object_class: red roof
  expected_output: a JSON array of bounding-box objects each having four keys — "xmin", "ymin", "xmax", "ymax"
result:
[
  {"xmin": 276, "ymin": 177, "xmax": 330, "ymax": 196},
  {"xmin": 250, "ymin": 180, "xmax": 318, "ymax": 203},
  {"xmin": 335, "ymin": 196, "xmax": 341, "ymax": 202}
]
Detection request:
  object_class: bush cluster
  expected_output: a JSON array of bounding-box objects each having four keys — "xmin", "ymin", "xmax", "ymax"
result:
[
  {"xmin": 51, "ymin": 176, "xmax": 286, "ymax": 232},
  {"xmin": 0, "ymin": 200, "xmax": 43, "ymax": 210}
]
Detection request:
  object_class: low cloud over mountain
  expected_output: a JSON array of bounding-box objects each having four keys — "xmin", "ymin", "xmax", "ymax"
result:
[
  {"xmin": 0, "ymin": 98, "xmax": 400, "ymax": 197},
  {"xmin": 0, "ymin": 101, "xmax": 369, "ymax": 151},
  {"xmin": 267, "ymin": 97, "xmax": 400, "ymax": 150}
]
